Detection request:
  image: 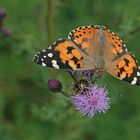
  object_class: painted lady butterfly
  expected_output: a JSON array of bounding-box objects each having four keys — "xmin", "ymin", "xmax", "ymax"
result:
[{"xmin": 33, "ymin": 25, "xmax": 140, "ymax": 86}]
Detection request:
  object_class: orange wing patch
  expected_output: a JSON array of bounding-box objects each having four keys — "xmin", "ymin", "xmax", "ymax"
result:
[
  {"xmin": 117, "ymin": 59, "xmax": 126, "ymax": 68},
  {"xmin": 71, "ymin": 49, "xmax": 82, "ymax": 60},
  {"xmin": 54, "ymin": 40, "xmax": 84, "ymax": 69},
  {"xmin": 105, "ymin": 29, "xmax": 125, "ymax": 55},
  {"xmin": 69, "ymin": 25, "xmax": 99, "ymax": 49},
  {"xmin": 116, "ymin": 54, "xmax": 137, "ymax": 79}
]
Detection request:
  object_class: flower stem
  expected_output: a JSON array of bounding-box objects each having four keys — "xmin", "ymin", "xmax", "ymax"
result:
[{"xmin": 60, "ymin": 91, "xmax": 69, "ymax": 97}]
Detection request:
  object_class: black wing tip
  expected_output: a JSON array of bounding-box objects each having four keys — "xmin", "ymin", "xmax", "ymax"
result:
[
  {"xmin": 33, "ymin": 51, "xmax": 41, "ymax": 64},
  {"xmin": 132, "ymin": 68, "xmax": 140, "ymax": 86},
  {"xmin": 68, "ymin": 25, "xmax": 108, "ymax": 38},
  {"xmin": 123, "ymin": 67, "xmax": 140, "ymax": 86}
]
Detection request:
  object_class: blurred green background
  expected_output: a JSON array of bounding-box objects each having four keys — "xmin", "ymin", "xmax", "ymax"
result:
[{"xmin": 0, "ymin": 0, "xmax": 140, "ymax": 140}]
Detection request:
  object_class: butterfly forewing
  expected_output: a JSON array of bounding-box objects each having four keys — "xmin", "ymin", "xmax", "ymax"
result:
[
  {"xmin": 34, "ymin": 38, "xmax": 95, "ymax": 70},
  {"xmin": 68, "ymin": 25, "xmax": 106, "ymax": 56}
]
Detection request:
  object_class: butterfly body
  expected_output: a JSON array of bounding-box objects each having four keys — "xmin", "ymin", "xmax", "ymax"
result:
[
  {"xmin": 34, "ymin": 25, "xmax": 140, "ymax": 86},
  {"xmin": 90, "ymin": 28, "xmax": 108, "ymax": 70}
]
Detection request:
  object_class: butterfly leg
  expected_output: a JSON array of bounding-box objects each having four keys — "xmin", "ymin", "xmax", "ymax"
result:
[{"xmin": 91, "ymin": 69, "xmax": 104, "ymax": 84}]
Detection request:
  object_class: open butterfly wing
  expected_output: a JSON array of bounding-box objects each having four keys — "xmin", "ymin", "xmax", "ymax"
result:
[
  {"xmin": 68, "ymin": 25, "xmax": 106, "ymax": 56},
  {"xmin": 106, "ymin": 53, "xmax": 140, "ymax": 85},
  {"xmin": 102, "ymin": 28, "xmax": 140, "ymax": 86},
  {"xmin": 34, "ymin": 38, "xmax": 95, "ymax": 70}
]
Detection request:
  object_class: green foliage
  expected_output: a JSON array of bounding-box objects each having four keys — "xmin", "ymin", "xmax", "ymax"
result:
[{"xmin": 0, "ymin": 0, "xmax": 140, "ymax": 140}]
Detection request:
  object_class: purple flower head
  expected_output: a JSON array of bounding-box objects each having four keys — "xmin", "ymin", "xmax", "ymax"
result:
[
  {"xmin": 71, "ymin": 85, "xmax": 110, "ymax": 117},
  {"xmin": 81, "ymin": 70, "xmax": 94, "ymax": 77},
  {"xmin": 0, "ymin": 10, "xmax": 6, "ymax": 18},
  {"xmin": 0, "ymin": 10, "xmax": 6, "ymax": 28},
  {"xmin": 48, "ymin": 79, "xmax": 62, "ymax": 92},
  {"xmin": 2, "ymin": 29, "xmax": 11, "ymax": 37}
]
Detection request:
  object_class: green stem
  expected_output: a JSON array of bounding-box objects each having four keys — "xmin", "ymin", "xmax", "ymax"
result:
[
  {"xmin": 60, "ymin": 91, "xmax": 70, "ymax": 97},
  {"xmin": 47, "ymin": 0, "xmax": 55, "ymax": 45}
]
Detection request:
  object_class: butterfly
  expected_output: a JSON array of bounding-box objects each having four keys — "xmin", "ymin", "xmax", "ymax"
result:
[{"xmin": 33, "ymin": 25, "xmax": 140, "ymax": 86}]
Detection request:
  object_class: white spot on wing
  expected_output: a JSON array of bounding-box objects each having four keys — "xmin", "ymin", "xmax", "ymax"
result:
[
  {"xmin": 131, "ymin": 77, "xmax": 137, "ymax": 85},
  {"xmin": 52, "ymin": 41, "xmax": 56, "ymax": 45},
  {"xmin": 42, "ymin": 62, "xmax": 46, "ymax": 66},
  {"xmin": 112, "ymin": 32, "xmax": 115, "ymax": 35},
  {"xmin": 51, "ymin": 59, "xmax": 59, "ymax": 69},
  {"xmin": 58, "ymin": 38, "xmax": 63, "ymax": 41},
  {"xmin": 68, "ymin": 35, "xmax": 71, "ymax": 39},
  {"xmin": 95, "ymin": 25, "xmax": 100, "ymax": 28},
  {"xmin": 52, "ymin": 64, "xmax": 59, "ymax": 69},
  {"xmin": 43, "ymin": 55, "xmax": 46, "ymax": 58},
  {"xmin": 52, "ymin": 60, "xmax": 57, "ymax": 64},
  {"xmin": 48, "ymin": 53, "xmax": 53, "ymax": 57},
  {"xmin": 107, "ymin": 29, "xmax": 111, "ymax": 32},
  {"xmin": 125, "ymin": 48, "xmax": 128, "ymax": 51},
  {"xmin": 101, "ymin": 25, "xmax": 106, "ymax": 29},
  {"xmin": 137, "ymin": 72, "xmax": 140, "ymax": 76},
  {"xmin": 42, "ymin": 49, "xmax": 46, "ymax": 52}
]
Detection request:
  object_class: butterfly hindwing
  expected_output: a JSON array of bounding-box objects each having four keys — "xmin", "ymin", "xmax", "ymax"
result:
[
  {"xmin": 98, "ymin": 28, "xmax": 140, "ymax": 86},
  {"xmin": 105, "ymin": 51, "xmax": 140, "ymax": 85}
]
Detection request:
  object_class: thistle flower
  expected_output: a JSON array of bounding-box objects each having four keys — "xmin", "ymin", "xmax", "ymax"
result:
[
  {"xmin": 71, "ymin": 84, "xmax": 110, "ymax": 117},
  {"xmin": 2, "ymin": 29, "xmax": 11, "ymax": 37},
  {"xmin": 48, "ymin": 79, "xmax": 62, "ymax": 92},
  {"xmin": 0, "ymin": 10, "xmax": 6, "ymax": 28},
  {"xmin": 0, "ymin": 10, "xmax": 6, "ymax": 18}
]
